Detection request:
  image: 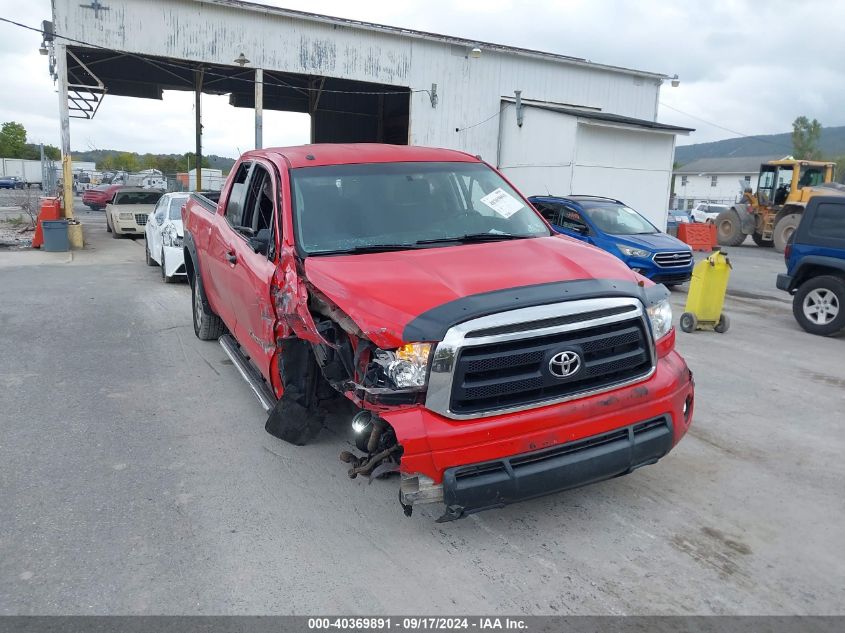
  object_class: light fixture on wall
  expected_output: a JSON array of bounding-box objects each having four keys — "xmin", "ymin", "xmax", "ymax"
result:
[
  {"xmin": 671, "ymin": 74, "xmax": 680, "ymax": 87},
  {"xmin": 234, "ymin": 53, "xmax": 251, "ymax": 67},
  {"xmin": 469, "ymin": 47, "xmax": 482, "ymax": 59},
  {"xmin": 39, "ymin": 42, "xmax": 48, "ymax": 55}
]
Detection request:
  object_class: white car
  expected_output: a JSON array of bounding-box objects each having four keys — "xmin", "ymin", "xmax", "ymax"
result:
[
  {"xmin": 106, "ymin": 188, "xmax": 163, "ymax": 238},
  {"xmin": 690, "ymin": 202, "xmax": 729, "ymax": 223},
  {"xmin": 144, "ymin": 192, "xmax": 189, "ymax": 282}
]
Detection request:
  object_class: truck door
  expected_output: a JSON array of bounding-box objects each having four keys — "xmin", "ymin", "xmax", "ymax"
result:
[
  {"xmin": 224, "ymin": 161, "xmax": 280, "ymax": 383},
  {"xmin": 203, "ymin": 162, "xmax": 251, "ymax": 327}
]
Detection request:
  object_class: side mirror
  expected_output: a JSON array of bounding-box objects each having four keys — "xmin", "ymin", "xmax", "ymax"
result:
[{"xmin": 249, "ymin": 228, "xmax": 271, "ymax": 255}]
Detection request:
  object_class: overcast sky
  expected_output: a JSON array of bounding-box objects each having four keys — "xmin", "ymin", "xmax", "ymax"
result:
[{"xmin": 1, "ymin": 0, "xmax": 844, "ymax": 157}]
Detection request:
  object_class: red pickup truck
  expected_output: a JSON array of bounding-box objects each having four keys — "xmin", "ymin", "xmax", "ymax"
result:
[{"xmin": 183, "ymin": 144, "xmax": 694, "ymax": 520}]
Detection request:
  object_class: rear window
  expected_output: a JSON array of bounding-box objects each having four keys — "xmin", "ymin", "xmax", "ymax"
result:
[
  {"xmin": 114, "ymin": 191, "xmax": 163, "ymax": 205},
  {"xmin": 168, "ymin": 196, "xmax": 188, "ymax": 220},
  {"xmin": 808, "ymin": 202, "xmax": 845, "ymax": 241}
]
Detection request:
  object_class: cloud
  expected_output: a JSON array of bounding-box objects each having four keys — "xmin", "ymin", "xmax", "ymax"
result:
[{"xmin": 1, "ymin": 0, "xmax": 844, "ymax": 155}]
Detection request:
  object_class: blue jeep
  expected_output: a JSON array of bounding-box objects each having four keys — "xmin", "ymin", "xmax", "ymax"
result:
[
  {"xmin": 529, "ymin": 195, "xmax": 694, "ymax": 286},
  {"xmin": 776, "ymin": 195, "xmax": 845, "ymax": 336}
]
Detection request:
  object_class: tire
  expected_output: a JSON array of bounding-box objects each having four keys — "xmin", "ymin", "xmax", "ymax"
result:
[
  {"xmin": 714, "ymin": 313, "xmax": 731, "ymax": 333},
  {"xmin": 679, "ymin": 312, "xmax": 698, "ymax": 333},
  {"xmin": 716, "ymin": 209, "xmax": 746, "ymax": 246},
  {"xmin": 751, "ymin": 232, "xmax": 774, "ymax": 247},
  {"xmin": 106, "ymin": 215, "xmax": 112, "ymax": 233},
  {"xmin": 773, "ymin": 213, "xmax": 801, "ymax": 253},
  {"xmin": 792, "ymin": 275, "xmax": 845, "ymax": 336},
  {"xmin": 161, "ymin": 249, "xmax": 175, "ymax": 283},
  {"xmin": 111, "ymin": 225, "xmax": 120, "ymax": 239},
  {"xmin": 191, "ymin": 269, "xmax": 225, "ymax": 340},
  {"xmin": 145, "ymin": 238, "xmax": 156, "ymax": 266}
]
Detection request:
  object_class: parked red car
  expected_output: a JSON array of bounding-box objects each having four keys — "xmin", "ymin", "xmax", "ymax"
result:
[
  {"xmin": 82, "ymin": 183, "xmax": 123, "ymax": 210},
  {"xmin": 183, "ymin": 144, "xmax": 694, "ymax": 520}
]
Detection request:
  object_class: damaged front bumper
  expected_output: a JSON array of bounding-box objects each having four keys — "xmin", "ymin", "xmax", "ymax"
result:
[{"xmin": 390, "ymin": 350, "xmax": 694, "ymax": 520}]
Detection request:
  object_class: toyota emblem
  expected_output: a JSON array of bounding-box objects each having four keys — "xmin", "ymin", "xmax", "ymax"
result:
[{"xmin": 549, "ymin": 350, "xmax": 581, "ymax": 378}]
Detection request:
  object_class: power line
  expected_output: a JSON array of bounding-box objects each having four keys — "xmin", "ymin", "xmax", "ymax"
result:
[
  {"xmin": 0, "ymin": 16, "xmax": 433, "ymax": 99},
  {"xmin": 659, "ymin": 101, "xmax": 792, "ymax": 151},
  {"xmin": 457, "ymin": 103, "xmax": 512, "ymax": 132}
]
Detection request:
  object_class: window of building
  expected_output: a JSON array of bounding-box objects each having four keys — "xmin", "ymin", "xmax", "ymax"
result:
[
  {"xmin": 744, "ymin": 175, "xmax": 752, "ymax": 183},
  {"xmin": 687, "ymin": 199, "xmax": 694, "ymax": 210},
  {"xmin": 681, "ymin": 176, "xmax": 688, "ymax": 186},
  {"xmin": 711, "ymin": 176, "xmax": 718, "ymax": 187}
]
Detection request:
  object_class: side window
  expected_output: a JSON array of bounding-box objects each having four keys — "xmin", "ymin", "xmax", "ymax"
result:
[
  {"xmin": 241, "ymin": 165, "xmax": 276, "ymax": 235},
  {"xmin": 808, "ymin": 203, "xmax": 845, "ymax": 241},
  {"xmin": 533, "ymin": 202, "xmax": 560, "ymax": 225},
  {"xmin": 225, "ymin": 162, "xmax": 251, "ymax": 227},
  {"xmin": 558, "ymin": 206, "xmax": 589, "ymax": 234}
]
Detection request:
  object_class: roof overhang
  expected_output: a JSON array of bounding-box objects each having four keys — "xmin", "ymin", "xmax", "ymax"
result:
[{"xmin": 501, "ymin": 97, "xmax": 694, "ymax": 135}]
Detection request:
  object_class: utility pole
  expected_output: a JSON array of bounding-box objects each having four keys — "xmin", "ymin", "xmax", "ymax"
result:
[
  {"xmin": 195, "ymin": 67, "xmax": 204, "ymax": 191},
  {"xmin": 255, "ymin": 68, "xmax": 263, "ymax": 149},
  {"xmin": 56, "ymin": 43, "xmax": 74, "ymax": 218}
]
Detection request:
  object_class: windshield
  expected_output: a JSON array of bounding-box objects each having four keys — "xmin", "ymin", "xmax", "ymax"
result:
[
  {"xmin": 290, "ymin": 162, "xmax": 549, "ymax": 254},
  {"xmin": 168, "ymin": 196, "xmax": 188, "ymax": 220},
  {"xmin": 114, "ymin": 191, "xmax": 163, "ymax": 205},
  {"xmin": 581, "ymin": 203, "xmax": 658, "ymax": 235}
]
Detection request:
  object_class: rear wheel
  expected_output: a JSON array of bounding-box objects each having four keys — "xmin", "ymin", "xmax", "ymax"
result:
[
  {"xmin": 792, "ymin": 275, "xmax": 845, "ymax": 336},
  {"xmin": 191, "ymin": 269, "xmax": 225, "ymax": 340},
  {"xmin": 751, "ymin": 232, "xmax": 774, "ymax": 247},
  {"xmin": 773, "ymin": 213, "xmax": 801, "ymax": 253},
  {"xmin": 716, "ymin": 209, "xmax": 746, "ymax": 246},
  {"xmin": 714, "ymin": 313, "xmax": 731, "ymax": 333}
]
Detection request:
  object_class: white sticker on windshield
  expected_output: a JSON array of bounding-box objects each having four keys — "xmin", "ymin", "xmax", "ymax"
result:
[{"xmin": 480, "ymin": 188, "xmax": 525, "ymax": 219}]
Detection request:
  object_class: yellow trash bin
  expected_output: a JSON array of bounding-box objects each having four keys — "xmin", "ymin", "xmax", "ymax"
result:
[{"xmin": 680, "ymin": 248, "xmax": 732, "ymax": 333}]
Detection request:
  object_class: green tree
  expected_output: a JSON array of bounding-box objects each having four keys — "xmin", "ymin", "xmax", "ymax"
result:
[
  {"xmin": 0, "ymin": 121, "xmax": 27, "ymax": 158},
  {"xmin": 99, "ymin": 154, "xmax": 116, "ymax": 171},
  {"xmin": 115, "ymin": 152, "xmax": 139, "ymax": 172},
  {"xmin": 43, "ymin": 145, "xmax": 61, "ymax": 160},
  {"xmin": 792, "ymin": 116, "xmax": 822, "ymax": 160},
  {"xmin": 184, "ymin": 152, "xmax": 211, "ymax": 170}
]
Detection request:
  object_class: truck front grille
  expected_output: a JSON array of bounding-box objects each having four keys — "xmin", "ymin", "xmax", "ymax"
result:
[
  {"xmin": 449, "ymin": 318, "xmax": 651, "ymax": 415},
  {"xmin": 653, "ymin": 251, "xmax": 692, "ymax": 267},
  {"xmin": 425, "ymin": 298, "xmax": 656, "ymax": 419},
  {"xmin": 135, "ymin": 214, "xmax": 147, "ymax": 225}
]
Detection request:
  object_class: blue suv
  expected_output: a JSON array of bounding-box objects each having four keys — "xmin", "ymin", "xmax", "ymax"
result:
[
  {"xmin": 529, "ymin": 195, "xmax": 694, "ymax": 286},
  {"xmin": 776, "ymin": 195, "xmax": 845, "ymax": 336}
]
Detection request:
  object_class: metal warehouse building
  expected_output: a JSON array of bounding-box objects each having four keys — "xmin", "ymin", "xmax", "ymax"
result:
[{"xmin": 48, "ymin": 0, "xmax": 691, "ymax": 226}]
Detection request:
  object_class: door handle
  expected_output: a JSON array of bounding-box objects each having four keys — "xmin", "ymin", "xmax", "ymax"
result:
[{"xmin": 226, "ymin": 251, "xmax": 237, "ymax": 265}]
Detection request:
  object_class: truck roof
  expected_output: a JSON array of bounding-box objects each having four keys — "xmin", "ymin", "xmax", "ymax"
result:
[{"xmin": 245, "ymin": 144, "xmax": 481, "ymax": 169}]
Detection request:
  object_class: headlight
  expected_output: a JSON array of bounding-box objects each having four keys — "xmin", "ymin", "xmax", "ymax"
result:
[
  {"xmin": 118, "ymin": 212, "xmax": 133, "ymax": 219},
  {"xmin": 647, "ymin": 299, "xmax": 673, "ymax": 339},
  {"xmin": 374, "ymin": 343, "xmax": 432, "ymax": 389},
  {"xmin": 618, "ymin": 244, "xmax": 651, "ymax": 258}
]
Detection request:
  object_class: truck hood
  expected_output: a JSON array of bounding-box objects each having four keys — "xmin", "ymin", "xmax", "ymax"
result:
[
  {"xmin": 304, "ymin": 235, "xmax": 641, "ymax": 348},
  {"xmin": 615, "ymin": 232, "xmax": 690, "ymax": 252}
]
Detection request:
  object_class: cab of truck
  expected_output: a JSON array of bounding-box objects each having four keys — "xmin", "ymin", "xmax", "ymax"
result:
[{"xmin": 182, "ymin": 144, "xmax": 694, "ymax": 520}]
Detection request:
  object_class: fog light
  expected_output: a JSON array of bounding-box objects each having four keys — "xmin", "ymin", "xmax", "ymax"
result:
[{"xmin": 351, "ymin": 411, "xmax": 372, "ymax": 434}]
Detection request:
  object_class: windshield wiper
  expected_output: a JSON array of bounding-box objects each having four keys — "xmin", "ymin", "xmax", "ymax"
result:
[
  {"xmin": 415, "ymin": 232, "xmax": 532, "ymax": 245},
  {"xmin": 315, "ymin": 244, "xmax": 420, "ymax": 255}
]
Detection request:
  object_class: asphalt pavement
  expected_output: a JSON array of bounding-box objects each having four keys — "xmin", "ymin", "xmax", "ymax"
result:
[{"xmin": 1, "ymin": 205, "xmax": 843, "ymax": 615}]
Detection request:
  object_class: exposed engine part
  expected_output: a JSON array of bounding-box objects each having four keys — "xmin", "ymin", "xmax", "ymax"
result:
[
  {"xmin": 345, "ymin": 445, "xmax": 401, "ymax": 479},
  {"xmin": 309, "ymin": 288, "xmax": 365, "ymax": 338},
  {"xmin": 340, "ymin": 412, "xmax": 402, "ymax": 480}
]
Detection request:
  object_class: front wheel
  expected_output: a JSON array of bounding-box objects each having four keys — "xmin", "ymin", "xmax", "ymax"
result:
[
  {"xmin": 161, "ymin": 250, "xmax": 175, "ymax": 283},
  {"xmin": 792, "ymin": 275, "xmax": 845, "ymax": 336},
  {"xmin": 716, "ymin": 209, "xmax": 746, "ymax": 246},
  {"xmin": 106, "ymin": 215, "xmax": 112, "ymax": 233},
  {"xmin": 191, "ymin": 269, "xmax": 225, "ymax": 340},
  {"xmin": 145, "ymin": 238, "xmax": 156, "ymax": 266},
  {"xmin": 773, "ymin": 213, "xmax": 801, "ymax": 253},
  {"xmin": 714, "ymin": 313, "xmax": 731, "ymax": 333}
]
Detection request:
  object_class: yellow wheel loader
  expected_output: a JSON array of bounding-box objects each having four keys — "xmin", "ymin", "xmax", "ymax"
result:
[{"xmin": 715, "ymin": 159, "xmax": 844, "ymax": 252}]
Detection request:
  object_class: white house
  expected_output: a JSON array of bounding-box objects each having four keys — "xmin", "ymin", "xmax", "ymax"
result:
[{"xmin": 672, "ymin": 155, "xmax": 780, "ymax": 210}]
